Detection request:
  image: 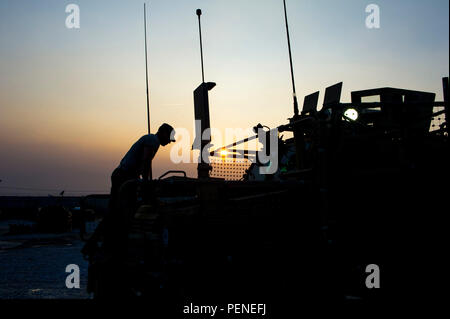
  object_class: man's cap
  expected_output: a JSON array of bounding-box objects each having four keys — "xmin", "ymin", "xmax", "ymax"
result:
[{"xmin": 158, "ymin": 123, "xmax": 176, "ymax": 142}]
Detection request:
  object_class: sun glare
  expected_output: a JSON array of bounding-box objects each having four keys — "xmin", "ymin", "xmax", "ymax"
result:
[{"xmin": 220, "ymin": 149, "xmax": 228, "ymax": 157}]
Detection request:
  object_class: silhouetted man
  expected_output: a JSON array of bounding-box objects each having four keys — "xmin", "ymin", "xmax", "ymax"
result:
[
  {"xmin": 82, "ymin": 123, "xmax": 175, "ymax": 259},
  {"xmin": 109, "ymin": 123, "xmax": 176, "ymax": 210}
]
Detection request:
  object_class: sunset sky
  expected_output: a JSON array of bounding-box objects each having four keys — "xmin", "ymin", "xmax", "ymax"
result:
[{"xmin": 0, "ymin": 0, "xmax": 448, "ymax": 195}]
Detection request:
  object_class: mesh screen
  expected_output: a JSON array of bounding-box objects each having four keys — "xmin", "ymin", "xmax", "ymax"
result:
[{"xmin": 209, "ymin": 157, "xmax": 252, "ymax": 181}]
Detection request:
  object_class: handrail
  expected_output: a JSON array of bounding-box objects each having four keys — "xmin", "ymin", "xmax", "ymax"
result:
[{"xmin": 158, "ymin": 170, "xmax": 187, "ymax": 180}]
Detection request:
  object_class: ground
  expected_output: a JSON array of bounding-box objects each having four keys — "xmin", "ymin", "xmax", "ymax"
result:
[{"xmin": 0, "ymin": 220, "xmax": 90, "ymax": 299}]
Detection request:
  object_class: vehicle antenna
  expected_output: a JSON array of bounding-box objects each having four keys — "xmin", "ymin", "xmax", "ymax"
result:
[
  {"xmin": 283, "ymin": 0, "xmax": 299, "ymax": 116},
  {"xmin": 196, "ymin": 9, "xmax": 205, "ymax": 83},
  {"xmin": 144, "ymin": 3, "xmax": 152, "ymax": 180}
]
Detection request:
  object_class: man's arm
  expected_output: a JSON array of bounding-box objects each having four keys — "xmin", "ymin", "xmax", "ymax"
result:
[{"xmin": 142, "ymin": 145, "xmax": 152, "ymax": 181}]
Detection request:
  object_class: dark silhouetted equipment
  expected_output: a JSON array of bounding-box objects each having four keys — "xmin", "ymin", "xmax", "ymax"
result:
[
  {"xmin": 193, "ymin": 9, "xmax": 215, "ymax": 179},
  {"xmin": 322, "ymin": 82, "xmax": 343, "ymax": 108},
  {"xmin": 351, "ymin": 87, "xmax": 435, "ymax": 135},
  {"xmin": 193, "ymin": 82, "xmax": 216, "ymax": 147},
  {"xmin": 84, "ymin": 2, "xmax": 449, "ymax": 308},
  {"xmin": 301, "ymin": 91, "xmax": 320, "ymax": 115},
  {"xmin": 442, "ymin": 77, "xmax": 449, "ymax": 137},
  {"xmin": 193, "ymin": 84, "xmax": 216, "ymax": 179}
]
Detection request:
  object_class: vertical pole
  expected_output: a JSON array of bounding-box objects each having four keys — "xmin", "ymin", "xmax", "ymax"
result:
[
  {"xmin": 196, "ymin": 9, "xmax": 205, "ymax": 83},
  {"xmin": 144, "ymin": 3, "xmax": 151, "ymax": 134},
  {"xmin": 144, "ymin": 3, "xmax": 152, "ymax": 180},
  {"xmin": 283, "ymin": 0, "xmax": 299, "ymax": 117},
  {"xmin": 194, "ymin": 9, "xmax": 214, "ymax": 179},
  {"xmin": 283, "ymin": 0, "xmax": 303, "ymax": 169}
]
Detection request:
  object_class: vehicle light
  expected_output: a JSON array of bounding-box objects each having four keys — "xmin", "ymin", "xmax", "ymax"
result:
[{"xmin": 343, "ymin": 108, "xmax": 359, "ymax": 121}]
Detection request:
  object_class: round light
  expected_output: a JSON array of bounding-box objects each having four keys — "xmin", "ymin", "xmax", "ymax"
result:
[
  {"xmin": 220, "ymin": 149, "xmax": 228, "ymax": 157},
  {"xmin": 344, "ymin": 108, "xmax": 359, "ymax": 121}
]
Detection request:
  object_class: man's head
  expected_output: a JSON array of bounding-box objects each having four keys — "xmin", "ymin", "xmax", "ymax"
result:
[{"xmin": 157, "ymin": 123, "xmax": 176, "ymax": 146}]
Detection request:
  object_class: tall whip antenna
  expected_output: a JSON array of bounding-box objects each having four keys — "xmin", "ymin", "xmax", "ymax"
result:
[
  {"xmin": 196, "ymin": 9, "xmax": 205, "ymax": 83},
  {"xmin": 144, "ymin": 3, "xmax": 152, "ymax": 180},
  {"xmin": 283, "ymin": 0, "xmax": 299, "ymax": 117},
  {"xmin": 144, "ymin": 3, "xmax": 151, "ymax": 133}
]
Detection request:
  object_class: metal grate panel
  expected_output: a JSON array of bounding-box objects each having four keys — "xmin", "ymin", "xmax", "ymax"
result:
[{"xmin": 209, "ymin": 157, "xmax": 251, "ymax": 181}]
